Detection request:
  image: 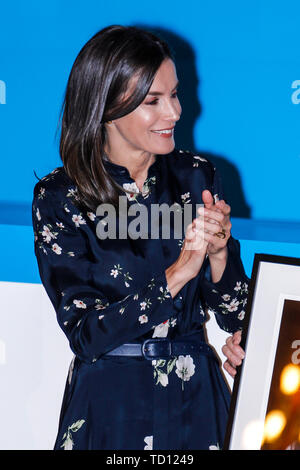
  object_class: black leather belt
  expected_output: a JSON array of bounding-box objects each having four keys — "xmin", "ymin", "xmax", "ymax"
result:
[{"xmin": 104, "ymin": 337, "xmax": 216, "ymax": 361}]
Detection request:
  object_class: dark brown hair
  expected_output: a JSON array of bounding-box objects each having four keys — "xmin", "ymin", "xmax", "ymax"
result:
[{"xmin": 59, "ymin": 25, "xmax": 173, "ymax": 212}]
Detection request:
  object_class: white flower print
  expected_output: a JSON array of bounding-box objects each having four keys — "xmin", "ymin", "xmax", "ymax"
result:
[
  {"xmin": 180, "ymin": 192, "xmax": 191, "ymax": 204},
  {"xmin": 213, "ymin": 193, "xmax": 219, "ymax": 203},
  {"xmin": 110, "ymin": 264, "xmax": 131, "ymax": 287},
  {"xmin": 238, "ymin": 310, "xmax": 245, "ymax": 320},
  {"xmin": 72, "ymin": 214, "xmax": 86, "ymax": 227},
  {"xmin": 242, "ymin": 282, "xmax": 248, "ymax": 293},
  {"xmin": 68, "ymin": 356, "xmax": 76, "ymax": 385},
  {"xmin": 222, "ymin": 294, "xmax": 231, "ymax": 301},
  {"xmin": 147, "ymin": 278, "xmax": 155, "ymax": 290},
  {"xmin": 42, "ymin": 225, "xmax": 57, "ymax": 243},
  {"xmin": 175, "ymin": 355, "xmax": 195, "ymax": 389},
  {"xmin": 144, "ymin": 435, "xmax": 153, "ymax": 450},
  {"xmin": 61, "ymin": 434, "xmax": 74, "ymax": 450},
  {"xmin": 95, "ymin": 298, "xmax": 109, "ymax": 310},
  {"xmin": 152, "ymin": 320, "xmax": 169, "ymax": 338},
  {"xmin": 157, "ymin": 372, "xmax": 169, "ymax": 387},
  {"xmin": 61, "ymin": 419, "xmax": 85, "ymax": 450},
  {"xmin": 140, "ymin": 298, "xmax": 151, "ymax": 311},
  {"xmin": 199, "ymin": 306, "xmax": 206, "ymax": 316},
  {"xmin": 87, "ymin": 211, "xmax": 96, "ymax": 221},
  {"xmin": 36, "ymin": 208, "xmax": 41, "ymax": 221},
  {"xmin": 141, "ymin": 176, "xmax": 156, "ymax": 199},
  {"xmin": 98, "ymin": 315, "xmax": 104, "ymax": 320},
  {"xmin": 153, "ymin": 318, "xmax": 176, "ymax": 337},
  {"xmin": 52, "ymin": 243, "xmax": 62, "ymax": 255},
  {"xmin": 123, "ymin": 272, "xmax": 132, "ymax": 287},
  {"xmin": 67, "ymin": 188, "xmax": 78, "ymax": 199},
  {"xmin": 56, "ymin": 222, "xmax": 65, "ymax": 228},
  {"xmin": 215, "ymin": 280, "xmax": 248, "ymax": 318},
  {"xmin": 227, "ymin": 298, "xmax": 239, "ymax": 312},
  {"xmin": 123, "ymin": 182, "xmax": 139, "ymax": 201},
  {"xmin": 152, "ymin": 357, "xmax": 176, "ymax": 388},
  {"xmin": 73, "ymin": 299, "xmax": 87, "ymax": 309},
  {"xmin": 138, "ymin": 314, "xmax": 148, "ymax": 324},
  {"xmin": 157, "ymin": 286, "xmax": 170, "ymax": 303},
  {"xmin": 38, "ymin": 187, "xmax": 45, "ymax": 199},
  {"xmin": 234, "ymin": 281, "xmax": 242, "ymax": 292}
]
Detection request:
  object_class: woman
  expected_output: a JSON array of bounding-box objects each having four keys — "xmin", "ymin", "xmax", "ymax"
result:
[{"xmin": 32, "ymin": 25, "xmax": 249, "ymax": 450}]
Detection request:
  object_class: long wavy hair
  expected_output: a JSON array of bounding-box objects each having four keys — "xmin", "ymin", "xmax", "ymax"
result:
[{"xmin": 59, "ymin": 25, "xmax": 173, "ymax": 212}]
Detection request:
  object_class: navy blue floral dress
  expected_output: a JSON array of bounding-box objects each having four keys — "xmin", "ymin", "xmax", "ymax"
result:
[{"xmin": 32, "ymin": 149, "xmax": 249, "ymax": 450}]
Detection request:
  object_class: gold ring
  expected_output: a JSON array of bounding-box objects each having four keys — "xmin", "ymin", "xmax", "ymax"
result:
[{"xmin": 214, "ymin": 228, "xmax": 226, "ymax": 239}]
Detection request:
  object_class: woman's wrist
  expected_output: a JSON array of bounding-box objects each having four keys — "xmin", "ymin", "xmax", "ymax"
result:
[
  {"xmin": 208, "ymin": 246, "xmax": 228, "ymax": 283},
  {"xmin": 165, "ymin": 263, "xmax": 194, "ymax": 298}
]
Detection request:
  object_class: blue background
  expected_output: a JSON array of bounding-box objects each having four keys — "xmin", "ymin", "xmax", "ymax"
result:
[{"xmin": 1, "ymin": 0, "xmax": 300, "ymax": 282}]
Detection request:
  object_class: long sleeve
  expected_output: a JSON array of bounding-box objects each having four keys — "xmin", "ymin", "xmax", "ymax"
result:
[
  {"xmin": 32, "ymin": 181, "xmax": 174, "ymax": 364},
  {"xmin": 199, "ymin": 165, "xmax": 250, "ymax": 333},
  {"xmin": 201, "ymin": 237, "xmax": 249, "ymax": 333}
]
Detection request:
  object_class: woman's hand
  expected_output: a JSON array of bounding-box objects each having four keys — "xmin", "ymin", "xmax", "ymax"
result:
[
  {"xmin": 222, "ymin": 330, "xmax": 245, "ymax": 378},
  {"xmin": 165, "ymin": 216, "xmax": 209, "ymax": 298},
  {"xmin": 197, "ymin": 190, "xmax": 232, "ymax": 282},
  {"xmin": 197, "ymin": 190, "xmax": 232, "ymax": 256},
  {"xmin": 166, "ymin": 189, "xmax": 232, "ymax": 295}
]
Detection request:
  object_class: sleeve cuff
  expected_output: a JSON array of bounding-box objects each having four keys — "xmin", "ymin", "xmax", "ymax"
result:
[{"xmin": 203, "ymin": 237, "xmax": 249, "ymax": 294}]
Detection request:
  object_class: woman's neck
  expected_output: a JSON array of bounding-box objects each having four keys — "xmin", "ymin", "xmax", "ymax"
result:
[{"xmin": 105, "ymin": 147, "xmax": 156, "ymax": 191}]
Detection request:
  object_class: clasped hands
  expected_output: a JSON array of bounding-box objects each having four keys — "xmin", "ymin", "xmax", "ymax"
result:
[
  {"xmin": 185, "ymin": 189, "xmax": 245, "ymax": 378},
  {"xmin": 185, "ymin": 189, "xmax": 231, "ymax": 255}
]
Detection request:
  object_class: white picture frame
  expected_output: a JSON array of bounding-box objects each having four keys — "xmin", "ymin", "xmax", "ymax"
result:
[{"xmin": 224, "ymin": 254, "xmax": 300, "ymax": 450}]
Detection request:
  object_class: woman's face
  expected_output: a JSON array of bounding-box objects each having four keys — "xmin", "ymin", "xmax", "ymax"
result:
[{"xmin": 105, "ymin": 59, "xmax": 182, "ymax": 158}]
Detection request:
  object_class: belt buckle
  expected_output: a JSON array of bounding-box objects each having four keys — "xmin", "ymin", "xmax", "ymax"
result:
[{"xmin": 142, "ymin": 338, "xmax": 172, "ymax": 360}]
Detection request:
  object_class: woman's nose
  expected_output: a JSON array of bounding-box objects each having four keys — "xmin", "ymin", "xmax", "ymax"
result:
[{"xmin": 163, "ymin": 98, "xmax": 182, "ymax": 122}]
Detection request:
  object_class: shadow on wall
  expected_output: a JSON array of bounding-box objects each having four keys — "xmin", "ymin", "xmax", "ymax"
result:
[{"xmin": 136, "ymin": 24, "xmax": 251, "ymax": 219}]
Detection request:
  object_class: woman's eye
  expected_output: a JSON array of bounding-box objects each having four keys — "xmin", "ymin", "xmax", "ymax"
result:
[
  {"xmin": 145, "ymin": 99, "xmax": 158, "ymax": 105},
  {"xmin": 171, "ymin": 91, "xmax": 178, "ymax": 98}
]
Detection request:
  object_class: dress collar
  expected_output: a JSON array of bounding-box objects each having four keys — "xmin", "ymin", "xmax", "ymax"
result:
[{"xmin": 103, "ymin": 154, "xmax": 161, "ymax": 179}]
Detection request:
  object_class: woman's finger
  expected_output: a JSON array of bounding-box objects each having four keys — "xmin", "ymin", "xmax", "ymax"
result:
[
  {"xmin": 223, "ymin": 360, "xmax": 237, "ymax": 378},
  {"xmin": 197, "ymin": 206, "xmax": 225, "ymax": 224},
  {"xmin": 222, "ymin": 344, "xmax": 243, "ymax": 367},
  {"xmin": 215, "ymin": 200, "xmax": 231, "ymax": 216},
  {"xmin": 193, "ymin": 216, "xmax": 222, "ymax": 236}
]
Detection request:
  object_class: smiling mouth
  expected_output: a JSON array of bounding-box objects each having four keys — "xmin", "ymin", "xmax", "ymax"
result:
[{"xmin": 151, "ymin": 128, "xmax": 174, "ymax": 136}]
